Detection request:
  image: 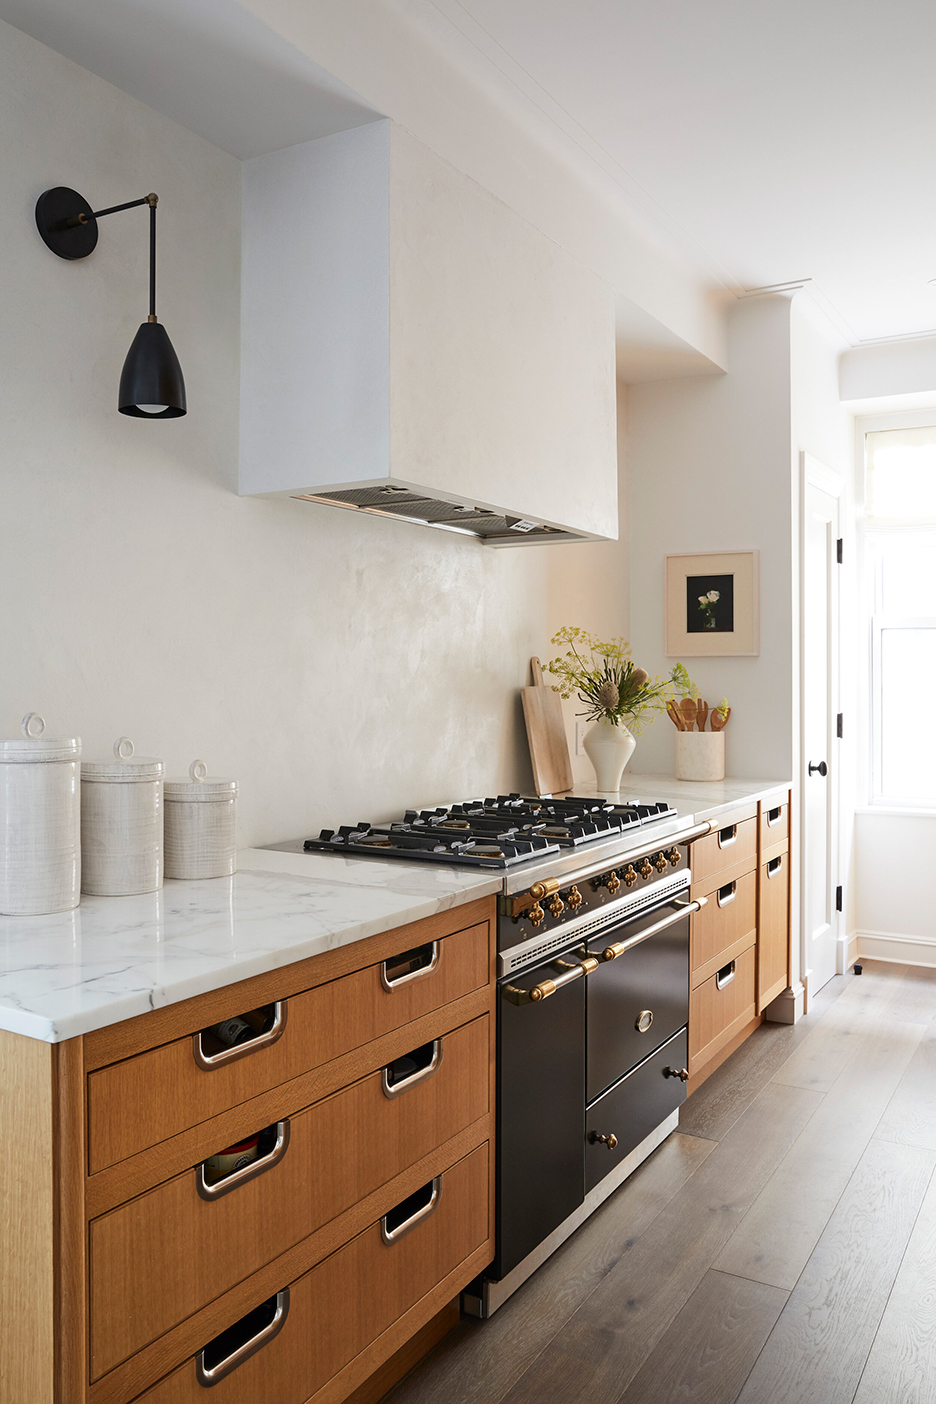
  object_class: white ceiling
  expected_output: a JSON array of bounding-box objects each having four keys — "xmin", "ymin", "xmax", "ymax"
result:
[
  {"xmin": 424, "ymin": 0, "xmax": 936, "ymax": 345},
  {"xmin": 6, "ymin": 0, "xmax": 936, "ymax": 345}
]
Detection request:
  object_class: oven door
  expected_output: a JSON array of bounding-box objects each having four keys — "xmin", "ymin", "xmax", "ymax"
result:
[
  {"xmin": 494, "ymin": 945, "xmax": 586, "ymax": 1280},
  {"xmin": 585, "ymin": 895, "xmax": 691, "ymax": 1104}
]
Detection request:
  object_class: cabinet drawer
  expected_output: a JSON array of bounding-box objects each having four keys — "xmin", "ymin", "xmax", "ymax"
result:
[
  {"xmin": 136, "ymin": 1144, "xmax": 489, "ymax": 1404},
  {"xmin": 691, "ymin": 870, "xmax": 757, "ymax": 986},
  {"xmin": 689, "ymin": 943, "xmax": 756, "ymax": 1074},
  {"xmin": 88, "ymin": 921, "xmax": 489, "ymax": 1172},
  {"xmin": 690, "ymin": 817, "xmax": 757, "ymax": 888},
  {"xmin": 585, "ymin": 1029, "xmax": 688, "ymax": 1194},
  {"xmin": 758, "ymin": 849, "xmax": 790, "ymax": 1012},
  {"xmin": 760, "ymin": 801, "xmax": 789, "ymax": 849},
  {"xmin": 89, "ymin": 1014, "xmax": 489, "ymax": 1378}
]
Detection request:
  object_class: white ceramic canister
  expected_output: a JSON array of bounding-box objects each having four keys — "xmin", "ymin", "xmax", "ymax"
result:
[
  {"xmin": 164, "ymin": 761, "xmax": 237, "ymax": 880},
  {"xmin": 81, "ymin": 738, "xmax": 164, "ymax": 896},
  {"xmin": 675, "ymin": 731, "xmax": 726, "ymax": 782},
  {"xmin": 0, "ymin": 713, "xmax": 81, "ymax": 915}
]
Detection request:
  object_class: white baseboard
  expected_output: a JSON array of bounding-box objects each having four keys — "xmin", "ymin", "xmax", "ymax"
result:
[
  {"xmin": 839, "ymin": 931, "xmax": 859, "ymax": 972},
  {"xmin": 855, "ymin": 929, "xmax": 936, "ymax": 969}
]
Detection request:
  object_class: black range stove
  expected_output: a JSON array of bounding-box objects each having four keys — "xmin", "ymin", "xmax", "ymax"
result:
[{"xmin": 294, "ymin": 794, "xmax": 678, "ymax": 870}]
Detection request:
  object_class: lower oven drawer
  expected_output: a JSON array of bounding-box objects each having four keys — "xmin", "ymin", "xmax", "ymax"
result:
[
  {"xmin": 585, "ymin": 1028, "xmax": 687, "ymax": 1195},
  {"xmin": 689, "ymin": 942, "xmax": 756, "ymax": 1074},
  {"xmin": 90, "ymin": 1016, "xmax": 489, "ymax": 1379},
  {"xmin": 136, "ymin": 1144, "xmax": 489, "ymax": 1404}
]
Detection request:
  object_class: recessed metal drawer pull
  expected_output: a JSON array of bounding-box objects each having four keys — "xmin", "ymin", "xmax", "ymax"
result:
[
  {"xmin": 196, "ymin": 1288, "xmax": 290, "ymax": 1387},
  {"xmin": 717, "ymin": 882, "xmax": 737, "ymax": 908},
  {"xmin": 502, "ymin": 954, "xmax": 599, "ymax": 1005},
  {"xmin": 767, "ymin": 807, "xmax": 783, "ymax": 826},
  {"xmin": 718, "ymin": 825, "xmax": 738, "ymax": 849},
  {"xmin": 381, "ymin": 1039, "xmax": 443, "ymax": 1098},
  {"xmin": 381, "ymin": 941, "xmax": 440, "ymax": 991},
  {"xmin": 600, "ymin": 897, "xmax": 706, "ymax": 963},
  {"xmin": 716, "ymin": 960, "xmax": 737, "ymax": 990},
  {"xmin": 767, "ymin": 856, "xmax": 784, "ymax": 879},
  {"xmin": 193, "ymin": 1002, "xmax": 287, "ymax": 1071},
  {"xmin": 196, "ymin": 1121, "xmax": 291, "ymax": 1201},
  {"xmin": 381, "ymin": 1176, "xmax": 442, "ymax": 1244}
]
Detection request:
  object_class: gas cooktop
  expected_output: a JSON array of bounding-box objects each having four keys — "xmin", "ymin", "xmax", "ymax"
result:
[{"xmin": 277, "ymin": 794, "xmax": 678, "ymax": 871}]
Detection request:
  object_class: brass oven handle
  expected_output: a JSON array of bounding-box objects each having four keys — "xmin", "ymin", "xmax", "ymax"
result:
[
  {"xmin": 381, "ymin": 1039, "xmax": 443, "ymax": 1099},
  {"xmin": 381, "ymin": 941, "xmax": 439, "ymax": 991},
  {"xmin": 502, "ymin": 954, "xmax": 600, "ymax": 1005},
  {"xmin": 195, "ymin": 1288, "xmax": 290, "ymax": 1386},
  {"xmin": 601, "ymin": 897, "xmax": 706, "ymax": 963},
  {"xmin": 717, "ymin": 882, "xmax": 737, "ymax": 908},
  {"xmin": 381, "ymin": 1176, "xmax": 442, "ymax": 1244},
  {"xmin": 196, "ymin": 1121, "xmax": 291, "ymax": 1202},
  {"xmin": 193, "ymin": 1002, "xmax": 287, "ymax": 1071}
]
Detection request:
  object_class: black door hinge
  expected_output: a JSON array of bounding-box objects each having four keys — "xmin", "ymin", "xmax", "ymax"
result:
[
  {"xmin": 836, "ymin": 538, "xmax": 843, "ymax": 564},
  {"xmin": 836, "ymin": 885, "xmax": 843, "ymax": 912},
  {"xmin": 836, "ymin": 713, "xmax": 843, "ymax": 738}
]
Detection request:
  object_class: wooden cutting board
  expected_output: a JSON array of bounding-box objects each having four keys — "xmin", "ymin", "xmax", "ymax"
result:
[{"xmin": 521, "ymin": 657, "xmax": 574, "ymax": 796}]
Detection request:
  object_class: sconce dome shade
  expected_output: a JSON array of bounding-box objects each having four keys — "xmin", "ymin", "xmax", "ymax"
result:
[{"xmin": 118, "ymin": 321, "xmax": 186, "ymax": 418}]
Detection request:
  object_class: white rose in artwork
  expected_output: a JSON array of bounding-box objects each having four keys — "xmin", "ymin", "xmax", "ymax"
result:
[
  {"xmin": 698, "ymin": 595, "xmax": 708, "ymax": 605},
  {"xmin": 707, "ymin": 590, "xmax": 720, "ymax": 602}
]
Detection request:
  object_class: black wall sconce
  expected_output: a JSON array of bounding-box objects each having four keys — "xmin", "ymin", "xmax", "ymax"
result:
[{"xmin": 35, "ymin": 186, "xmax": 186, "ymax": 418}]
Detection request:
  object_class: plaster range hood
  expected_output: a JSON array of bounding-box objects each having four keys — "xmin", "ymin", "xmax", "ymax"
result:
[{"xmin": 240, "ymin": 120, "xmax": 618, "ymax": 547}]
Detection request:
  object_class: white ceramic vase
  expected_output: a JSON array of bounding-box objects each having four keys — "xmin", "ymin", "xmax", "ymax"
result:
[{"xmin": 583, "ymin": 718, "xmax": 636, "ymax": 792}]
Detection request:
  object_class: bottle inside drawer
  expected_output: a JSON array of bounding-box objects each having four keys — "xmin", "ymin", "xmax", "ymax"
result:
[{"xmin": 200, "ymin": 1002, "xmax": 278, "ymax": 1057}]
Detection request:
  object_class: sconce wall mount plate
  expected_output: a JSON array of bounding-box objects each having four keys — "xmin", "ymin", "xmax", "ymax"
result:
[{"xmin": 35, "ymin": 186, "xmax": 99, "ymax": 260}]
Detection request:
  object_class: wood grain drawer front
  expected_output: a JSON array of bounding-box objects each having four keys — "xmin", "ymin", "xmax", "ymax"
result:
[
  {"xmin": 758, "ymin": 851, "xmax": 790, "ymax": 1013},
  {"xmin": 690, "ymin": 871, "xmax": 756, "ymax": 986},
  {"xmin": 690, "ymin": 817, "xmax": 757, "ymax": 889},
  {"xmin": 760, "ymin": 802, "xmax": 789, "ymax": 849},
  {"xmin": 87, "ymin": 921, "xmax": 489, "ymax": 1172},
  {"xmin": 89, "ymin": 1015, "xmax": 489, "ymax": 1379},
  {"xmin": 689, "ymin": 944, "xmax": 756, "ymax": 1074},
  {"xmin": 136, "ymin": 1144, "xmax": 489, "ymax": 1404}
]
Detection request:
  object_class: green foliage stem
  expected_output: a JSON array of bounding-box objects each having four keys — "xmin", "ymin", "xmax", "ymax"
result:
[{"xmin": 545, "ymin": 626, "xmax": 696, "ymax": 736}]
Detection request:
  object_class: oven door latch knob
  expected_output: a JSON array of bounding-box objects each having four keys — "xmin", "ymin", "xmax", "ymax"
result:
[
  {"xmin": 664, "ymin": 1066, "xmax": 690, "ymax": 1082},
  {"xmin": 589, "ymin": 1131, "xmax": 618, "ymax": 1150}
]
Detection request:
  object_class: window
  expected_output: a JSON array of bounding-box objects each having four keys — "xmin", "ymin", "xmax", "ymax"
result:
[{"xmin": 866, "ymin": 427, "xmax": 936, "ymax": 806}]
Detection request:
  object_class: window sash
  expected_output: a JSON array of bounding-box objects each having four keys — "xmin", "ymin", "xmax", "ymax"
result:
[{"xmin": 871, "ymin": 615, "xmax": 936, "ymax": 808}]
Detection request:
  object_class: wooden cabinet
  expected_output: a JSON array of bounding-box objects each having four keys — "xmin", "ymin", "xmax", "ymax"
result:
[
  {"xmin": 4, "ymin": 893, "xmax": 496, "ymax": 1404},
  {"xmin": 686, "ymin": 792, "xmax": 791, "ymax": 1090}
]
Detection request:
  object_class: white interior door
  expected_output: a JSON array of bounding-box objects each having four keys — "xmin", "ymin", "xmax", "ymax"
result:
[{"xmin": 801, "ymin": 458, "xmax": 842, "ymax": 994}]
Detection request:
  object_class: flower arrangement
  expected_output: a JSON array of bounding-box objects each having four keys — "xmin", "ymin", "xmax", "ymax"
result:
[
  {"xmin": 698, "ymin": 589, "xmax": 719, "ymax": 629},
  {"xmin": 545, "ymin": 627, "xmax": 695, "ymax": 735}
]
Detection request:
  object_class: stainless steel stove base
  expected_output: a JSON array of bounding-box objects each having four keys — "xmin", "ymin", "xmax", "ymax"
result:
[{"xmin": 462, "ymin": 1109, "xmax": 680, "ymax": 1319}]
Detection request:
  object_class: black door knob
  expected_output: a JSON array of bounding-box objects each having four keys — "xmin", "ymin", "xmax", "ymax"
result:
[{"xmin": 808, "ymin": 761, "xmax": 828, "ymax": 777}]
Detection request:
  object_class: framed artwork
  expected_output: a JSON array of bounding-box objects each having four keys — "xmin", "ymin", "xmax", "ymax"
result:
[{"xmin": 665, "ymin": 551, "xmax": 759, "ymax": 656}]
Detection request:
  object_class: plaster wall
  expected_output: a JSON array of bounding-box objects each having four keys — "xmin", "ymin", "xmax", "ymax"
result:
[{"xmin": 0, "ymin": 19, "xmax": 628, "ymax": 847}]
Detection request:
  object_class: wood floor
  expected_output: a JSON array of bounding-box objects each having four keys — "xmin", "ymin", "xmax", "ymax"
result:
[{"xmin": 382, "ymin": 959, "xmax": 936, "ymax": 1404}]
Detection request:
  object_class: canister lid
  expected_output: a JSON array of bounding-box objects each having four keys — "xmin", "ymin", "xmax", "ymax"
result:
[
  {"xmin": 165, "ymin": 759, "xmax": 238, "ymax": 801},
  {"xmin": 0, "ymin": 713, "xmax": 81, "ymax": 763},
  {"xmin": 82, "ymin": 737, "xmax": 164, "ymax": 782}
]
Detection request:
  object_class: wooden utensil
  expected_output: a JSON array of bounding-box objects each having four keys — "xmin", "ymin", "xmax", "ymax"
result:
[
  {"xmin": 666, "ymin": 701, "xmax": 685, "ymax": 730},
  {"xmin": 711, "ymin": 706, "xmax": 731, "ymax": 731},
  {"xmin": 680, "ymin": 697, "xmax": 697, "ymax": 731},
  {"xmin": 521, "ymin": 657, "xmax": 574, "ymax": 796},
  {"xmin": 696, "ymin": 701, "xmax": 709, "ymax": 732}
]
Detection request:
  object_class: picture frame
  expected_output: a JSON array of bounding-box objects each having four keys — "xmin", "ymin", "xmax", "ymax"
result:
[{"xmin": 665, "ymin": 550, "xmax": 759, "ymax": 656}]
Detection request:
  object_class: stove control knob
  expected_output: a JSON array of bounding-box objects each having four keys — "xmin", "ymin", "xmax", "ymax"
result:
[
  {"xmin": 528, "ymin": 901, "xmax": 545, "ymax": 928},
  {"xmin": 590, "ymin": 1131, "xmax": 618, "ymax": 1150},
  {"xmin": 654, "ymin": 851, "xmax": 668, "ymax": 873},
  {"xmin": 622, "ymin": 865, "xmax": 638, "ymax": 887},
  {"xmin": 664, "ymin": 1066, "xmax": 690, "ymax": 1082},
  {"xmin": 667, "ymin": 847, "xmax": 682, "ymax": 867},
  {"xmin": 566, "ymin": 885, "xmax": 583, "ymax": 912},
  {"xmin": 606, "ymin": 871, "xmax": 621, "ymax": 896},
  {"xmin": 547, "ymin": 893, "xmax": 565, "ymax": 919},
  {"xmin": 639, "ymin": 858, "xmax": 654, "ymax": 881}
]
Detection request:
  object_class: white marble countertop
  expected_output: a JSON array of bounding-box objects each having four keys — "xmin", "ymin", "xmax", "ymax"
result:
[
  {"xmin": 608, "ymin": 773, "xmax": 791, "ymax": 825},
  {"xmin": 0, "ymin": 852, "xmax": 501, "ymax": 1044}
]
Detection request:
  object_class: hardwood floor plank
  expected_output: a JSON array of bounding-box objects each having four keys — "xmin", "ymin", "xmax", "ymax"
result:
[
  {"xmin": 876, "ymin": 1024, "xmax": 936, "ymax": 1152},
  {"xmin": 715, "ymin": 1014, "xmax": 925, "ymax": 1289},
  {"xmin": 735, "ymin": 1138, "xmax": 936, "ymax": 1404},
  {"xmin": 853, "ymin": 1162, "xmax": 936, "ymax": 1404},
  {"xmin": 496, "ymin": 1082, "xmax": 821, "ymax": 1404},
  {"xmin": 616, "ymin": 1270, "xmax": 788, "ymax": 1404},
  {"xmin": 382, "ymin": 1131, "xmax": 715, "ymax": 1404}
]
